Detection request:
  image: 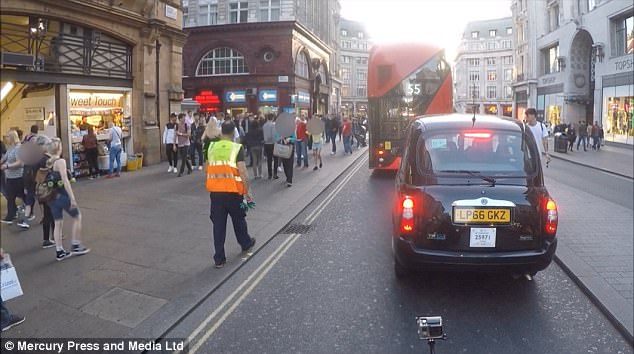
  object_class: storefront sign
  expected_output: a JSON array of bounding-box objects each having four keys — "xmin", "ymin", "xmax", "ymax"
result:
[
  {"xmin": 291, "ymin": 91, "xmax": 310, "ymax": 104},
  {"xmin": 69, "ymin": 93, "xmax": 122, "ymax": 108},
  {"xmin": 541, "ymin": 76, "xmax": 557, "ymax": 85},
  {"xmin": 614, "ymin": 58, "xmax": 633, "ymax": 72},
  {"xmin": 225, "ymin": 90, "xmax": 246, "ymax": 103},
  {"xmin": 24, "ymin": 107, "xmax": 45, "ymax": 121},
  {"xmin": 258, "ymin": 89, "xmax": 278, "ymax": 103},
  {"xmin": 278, "ymin": 76, "xmax": 289, "ymax": 83},
  {"xmin": 165, "ymin": 4, "xmax": 178, "ymax": 19}
]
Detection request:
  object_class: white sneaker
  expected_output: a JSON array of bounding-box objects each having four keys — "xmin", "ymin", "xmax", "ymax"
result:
[
  {"xmin": 168, "ymin": 166, "xmax": 173, "ymax": 173},
  {"xmin": 198, "ymin": 166, "xmax": 203, "ymax": 171},
  {"xmin": 173, "ymin": 169, "xmax": 178, "ymax": 174}
]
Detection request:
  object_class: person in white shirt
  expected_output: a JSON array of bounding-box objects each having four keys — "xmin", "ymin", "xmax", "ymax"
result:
[
  {"xmin": 107, "ymin": 122, "xmax": 123, "ymax": 178},
  {"xmin": 524, "ymin": 108, "xmax": 551, "ymax": 165}
]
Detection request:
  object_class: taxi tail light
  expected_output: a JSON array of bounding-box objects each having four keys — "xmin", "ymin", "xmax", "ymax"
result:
[
  {"xmin": 400, "ymin": 196, "xmax": 416, "ymax": 234},
  {"xmin": 543, "ymin": 198, "xmax": 558, "ymax": 236}
]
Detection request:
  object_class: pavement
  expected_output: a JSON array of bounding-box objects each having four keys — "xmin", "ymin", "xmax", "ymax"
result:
[
  {"xmin": 0, "ymin": 142, "xmax": 367, "ymax": 340},
  {"xmin": 544, "ymin": 137, "xmax": 634, "ymax": 342}
]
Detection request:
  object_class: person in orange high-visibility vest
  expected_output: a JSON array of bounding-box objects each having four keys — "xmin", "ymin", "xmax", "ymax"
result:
[{"xmin": 207, "ymin": 121, "xmax": 256, "ymax": 268}]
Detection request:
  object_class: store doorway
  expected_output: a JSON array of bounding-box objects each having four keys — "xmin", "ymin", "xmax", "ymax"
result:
[{"xmin": 568, "ymin": 29, "xmax": 594, "ymax": 125}]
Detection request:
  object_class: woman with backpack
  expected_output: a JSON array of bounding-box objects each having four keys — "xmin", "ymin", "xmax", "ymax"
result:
[
  {"xmin": 0, "ymin": 130, "xmax": 29, "ymax": 229},
  {"xmin": 45, "ymin": 138, "xmax": 90, "ymax": 261}
]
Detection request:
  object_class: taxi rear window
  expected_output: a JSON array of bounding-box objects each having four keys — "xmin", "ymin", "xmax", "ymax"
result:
[{"xmin": 416, "ymin": 130, "xmax": 537, "ymax": 176}]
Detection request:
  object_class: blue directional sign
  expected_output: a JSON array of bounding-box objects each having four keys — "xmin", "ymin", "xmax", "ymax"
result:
[
  {"xmin": 259, "ymin": 89, "xmax": 278, "ymax": 103},
  {"xmin": 224, "ymin": 90, "xmax": 246, "ymax": 103},
  {"xmin": 291, "ymin": 91, "xmax": 310, "ymax": 104}
]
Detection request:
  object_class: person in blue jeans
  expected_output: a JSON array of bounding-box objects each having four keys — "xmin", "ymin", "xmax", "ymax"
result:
[
  {"xmin": 107, "ymin": 122, "xmax": 123, "ymax": 178},
  {"xmin": 295, "ymin": 116, "xmax": 309, "ymax": 168}
]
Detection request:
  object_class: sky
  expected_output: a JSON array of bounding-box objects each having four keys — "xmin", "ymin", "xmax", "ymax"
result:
[{"xmin": 340, "ymin": 0, "xmax": 513, "ymax": 63}]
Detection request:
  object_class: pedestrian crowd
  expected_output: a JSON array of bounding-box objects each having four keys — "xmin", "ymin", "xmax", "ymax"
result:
[{"xmin": 554, "ymin": 121, "xmax": 605, "ymax": 152}]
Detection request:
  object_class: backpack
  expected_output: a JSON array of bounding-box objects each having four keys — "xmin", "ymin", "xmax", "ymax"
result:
[{"xmin": 34, "ymin": 159, "xmax": 60, "ymax": 203}]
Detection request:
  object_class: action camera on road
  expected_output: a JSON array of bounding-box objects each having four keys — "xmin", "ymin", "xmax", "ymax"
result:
[{"xmin": 416, "ymin": 316, "xmax": 444, "ymax": 340}]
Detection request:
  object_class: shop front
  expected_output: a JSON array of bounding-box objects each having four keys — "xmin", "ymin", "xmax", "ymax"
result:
[
  {"xmin": 601, "ymin": 73, "xmax": 634, "ymax": 144},
  {"xmin": 484, "ymin": 104, "xmax": 498, "ymax": 115},
  {"xmin": 514, "ymin": 90, "xmax": 528, "ymax": 119},
  {"xmin": 68, "ymin": 87, "xmax": 133, "ymax": 177},
  {"xmin": 501, "ymin": 104, "xmax": 513, "ymax": 117},
  {"xmin": 537, "ymin": 89, "xmax": 563, "ymax": 125},
  {"xmin": 193, "ymin": 90, "xmax": 222, "ymax": 113},
  {"xmin": 258, "ymin": 89, "xmax": 278, "ymax": 116}
]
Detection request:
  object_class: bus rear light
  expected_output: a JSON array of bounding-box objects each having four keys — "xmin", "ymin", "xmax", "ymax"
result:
[{"xmin": 378, "ymin": 150, "xmax": 385, "ymax": 155}]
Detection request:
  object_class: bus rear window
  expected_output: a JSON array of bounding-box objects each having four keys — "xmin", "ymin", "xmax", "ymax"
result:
[{"xmin": 416, "ymin": 130, "xmax": 536, "ymax": 176}]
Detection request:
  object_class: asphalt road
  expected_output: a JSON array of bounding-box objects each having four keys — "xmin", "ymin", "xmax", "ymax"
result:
[{"xmin": 167, "ymin": 157, "xmax": 633, "ymax": 354}]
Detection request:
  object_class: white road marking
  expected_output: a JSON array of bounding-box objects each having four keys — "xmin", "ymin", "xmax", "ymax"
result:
[
  {"xmin": 189, "ymin": 233, "xmax": 301, "ymax": 354},
  {"xmin": 179, "ymin": 234, "xmax": 297, "ymax": 353}
]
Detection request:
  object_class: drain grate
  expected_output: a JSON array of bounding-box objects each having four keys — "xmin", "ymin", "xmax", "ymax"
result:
[{"xmin": 280, "ymin": 223, "xmax": 312, "ymax": 234}]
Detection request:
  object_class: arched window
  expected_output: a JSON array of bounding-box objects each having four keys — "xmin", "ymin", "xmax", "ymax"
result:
[
  {"xmin": 295, "ymin": 52, "xmax": 309, "ymax": 78},
  {"xmin": 196, "ymin": 47, "xmax": 249, "ymax": 76},
  {"xmin": 318, "ymin": 64, "xmax": 328, "ymax": 85}
]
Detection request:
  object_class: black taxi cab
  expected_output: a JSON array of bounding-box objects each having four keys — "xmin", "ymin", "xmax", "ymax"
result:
[{"xmin": 392, "ymin": 114, "xmax": 558, "ymax": 278}]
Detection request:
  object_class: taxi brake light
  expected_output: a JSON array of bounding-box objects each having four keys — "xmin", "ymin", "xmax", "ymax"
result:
[
  {"xmin": 543, "ymin": 198, "xmax": 558, "ymax": 236},
  {"xmin": 464, "ymin": 132, "xmax": 492, "ymax": 139},
  {"xmin": 400, "ymin": 196, "xmax": 415, "ymax": 234}
]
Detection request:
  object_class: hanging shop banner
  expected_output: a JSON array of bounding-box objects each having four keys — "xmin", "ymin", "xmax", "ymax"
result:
[
  {"xmin": 224, "ymin": 90, "xmax": 247, "ymax": 103},
  {"xmin": 259, "ymin": 89, "xmax": 278, "ymax": 103}
]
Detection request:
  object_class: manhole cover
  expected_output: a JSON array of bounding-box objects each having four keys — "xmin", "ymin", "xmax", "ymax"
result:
[{"xmin": 280, "ymin": 223, "xmax": 312, "ymax": 234}]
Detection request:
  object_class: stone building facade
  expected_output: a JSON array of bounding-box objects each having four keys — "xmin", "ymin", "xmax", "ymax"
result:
[
  {"xmin": 339, "ymin": 18, "xmax": 370, "ymax": 117},
  {"xmin": 454, "ymin": 17, "xmax": 514, "ymax": 117},
  {"xmin": 0, "ymin": 0, "xmax": 186, "ymax": 170},
  {"xmin": 512, "ymin": 0, "xmax": 633, "ymax": 144}
]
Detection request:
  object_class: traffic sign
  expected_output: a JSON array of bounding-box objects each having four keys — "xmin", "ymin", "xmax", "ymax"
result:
[
  {"xmin": 224, "ymin": 90, "xmax": 246, "ymax": 103},
  {"xmin": 259, "ymin": 89, "xmax": 278, "ymax": 103}
]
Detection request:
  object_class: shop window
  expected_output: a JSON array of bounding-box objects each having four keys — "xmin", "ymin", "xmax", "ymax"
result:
[
  {"xmin": 603, "ymin": 87, "xmax": 634, "ymax": 142},
  {"xmin": 295, "ymin": 52, "xmax": 310, "ymax": 78},
  {"xmin": 229, "ymin": 1, "xmax": 249, "ymax": 23},
  {"xmin": 611, "ymin": 13, "xmax": 633, "ymax": 56},
  {"xmin": 196, "ymin": 47, "xmax": 249, "ymax": 76},
  {"xmin": 259, "ymin": 0, "xmax": 280, "ymax": 22}
]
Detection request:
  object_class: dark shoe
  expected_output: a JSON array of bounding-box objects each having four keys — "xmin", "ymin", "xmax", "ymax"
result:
[
  {"xmin": 42, "ymin": 240, "xmax": 56, "ymax": 249},
  {"xmin": 56, "ymin": 249, "xmax": 71, "ymax": 261},
  {"xmin": 188, "ymin": 170, "xmax": 192, "ymax": 175},
  {"xmin": 106, "ymin": 174, "xmax": 114, "ymax": 179},
  {"xmin": 71, "ymin": 244, "xmax": 91, "ymax": 256},
  {"xmin": 313, "ymin": 166, "xmax": 318, "ymax": 171},
  {"xmin": 268, "ymin": 176, "xmax": 272, "ymax": 180},
  {"xmin": 16, "ymin": 221, "xmax": 30, "ymax": 229},
  {"xmin": 286, "ymin": 182, "xmax": 292, "ymax": 187},
  {"xmin": 242, "ymin": 237, "xmax": 256, "ymax": 252},
  {"xmin": 1, "ymin": 219, "xmax": 13, "ymax": 225},
  {"xmin": 177, "ymin": 173, "xmax": 183, "ymax": 177},
  {"xmin": 115, "ymin": 173, "xmax": 121, "ymax": 177},
  {"xmin": 319, "ymin": 162, "xmax": 322, "ymax": 168},
  {"xmin": 273, "ymin": 175, "xmax": 279, "ymax": 179},
  {"xmin": 214, "ymin": 260, "xmax": 226, "ymax": 269},
  {"xmin": 1, "ymin": 315, "xmax": 25, "ymax": 332}
]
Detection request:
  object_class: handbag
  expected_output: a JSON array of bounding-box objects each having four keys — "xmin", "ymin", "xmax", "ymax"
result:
[
  {"xmin": 1, "ymin": 254, "xmax": 23, "ymax": 301},
  {"xmin": 273, "ymin": 142, "xmax": 292, "ymax": 159}
]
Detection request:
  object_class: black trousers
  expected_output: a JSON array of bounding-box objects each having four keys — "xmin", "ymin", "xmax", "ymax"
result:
[
  {"xmin": 3, "ymin": 178, "xmax": 24, "ymax": 221},
  {"xmin": 280, "ymin": 146, "xmax": 295, "ymax": 183},
  {"xmin": 263, "ymin": 144, "xmax": 279, "ymax": 178},
  {"xmin": 190, "ymin": 142, "xmax": 204, "ymax": 167},
  {"xmin": 209, "ymin": 193, "xmax": 252, "ymax": 263},
  {"xmin": 42, "ymin": 203, "xmax": 55, "ymax": 241},
  {"xmin": 178, "ymin": 146, "xmax": 192, "ymax": 174},
  {"xmin": 85, "ymin": 148, "xmax": 99, "ymax": 176},
  {"xmin": 166, "ymin": 144, "xmax": 178, "ymax": 168}
]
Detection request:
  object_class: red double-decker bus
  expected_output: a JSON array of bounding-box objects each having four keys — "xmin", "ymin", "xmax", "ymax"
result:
[{"xmin": 367, "ymin": 43, "xmax": 453, "ymax": 169}]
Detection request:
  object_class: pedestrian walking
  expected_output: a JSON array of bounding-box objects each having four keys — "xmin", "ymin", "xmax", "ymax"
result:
[
  {"xmin": 295, "ymin": 115, "xmax": 309, "ymax": 168},
  {"xmin": 591, "ymin": 121, "xmax": 601, "ymax": 151},
  {"xmin": 176, "ymin": 113, "xmax": 193, "ymax": 177},
  {"xmin": 206, "ymin": 121, "xmax": 256, "ymax": 268},
  {"xmin": 191, "ymin": 114, "xmax": 205, "ymax": 170},
  {"xmin": 163, "ymin": 113, "xmax": 179, "ymax": 173},
  {"xmin": 0, "ymin": 130, "xmax": 29, "ymax": 229},
  {"xmin": 277, "ymin": 127, "xmax": 296, "ymax": 187},
  {"xmin": 524, "ymin": 109, "xmax": 551, "ymax": 165},
  {"xmin": 262, "ymin": 114, "xmax": 279, "ymax": 179},
  {"xmin": 106, "ymin": 122, "xmax": 123, "ymax": 178},
  {"xmin": 0, "ymin": 139, "xmax": 6, "ymax": 198},
  {"xmin": 342, "ymin": 117, "xmax": 353, "ymax": 155},
  {"xmin": 567, "ymin": 123, "xmax": 577, "ymax": 152},
  {"xmin": 577, "ymin": 122, "xmax": 588, "ymax": 151},
  {"xmin": 82, "ymin": 126, "xmax": 99, "ymax": 178},
  {"xmin": 19, "ymin": 125, "xmax": 41, "ymax": 220},
  {"xmin": 45, "ymin": 138, "xmax": 90, "ymax": 261},
  {"xmin": 245, "ymin": 119, "xmax": 264, "ymax": 179},
  {"xmin": 586, "ymin": 123, "xmax": 592, "ymax": 149},
  {"xmin": 312, "ymin": 131, "xmax": 324, "ymax": 171},
  {"xmin": 599, "ymin": 125, "xmax": 605, "ymax": 147},
  {"xmin": 327, "ymin": 115, "xmax": 339, "ymax": 155},
  {"xmin": 32, "ymin": 136, "xmax": 56, "ymax": 248}
]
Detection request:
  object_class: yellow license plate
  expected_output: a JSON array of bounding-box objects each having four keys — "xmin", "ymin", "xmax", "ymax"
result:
[
  {"xmin": 453, "ymin": 208, "xmax": 510, "ymax": 224},
  {"xmin": 384, "ymin": 141, "xmax": 391, "ymax": 150}
]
